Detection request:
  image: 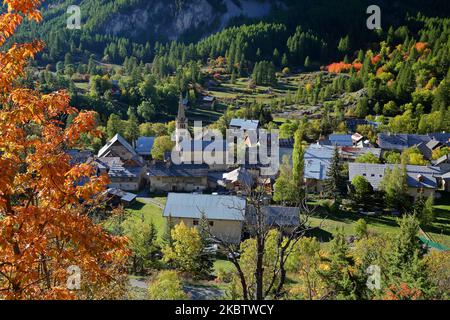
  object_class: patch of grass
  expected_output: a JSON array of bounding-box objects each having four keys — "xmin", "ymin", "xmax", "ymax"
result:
[
  {"xmin": 213, "ymin": 259, "xmax": 235, "ymax": 275},
  {"xmin": 307, "ymin": 198, "xmax": 450, "ymax": 248},
  {"xmin": 122, "ymin": 199, "xmax": 167, "ymax": 240}
]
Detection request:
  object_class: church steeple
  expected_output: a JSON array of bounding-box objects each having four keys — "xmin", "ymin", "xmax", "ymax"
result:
[
  {"xmin": 175, "ymin": 93, "xmax": 189, "ymax": 149},
  {"xmin": 176, "ymin": 92, "xmax": 186, "ymax": 126}
]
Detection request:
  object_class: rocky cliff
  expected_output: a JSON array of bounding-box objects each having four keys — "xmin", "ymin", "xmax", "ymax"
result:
[{"xmin": 101, "ymin": 0, "xmax": 277, "ymax": 41}]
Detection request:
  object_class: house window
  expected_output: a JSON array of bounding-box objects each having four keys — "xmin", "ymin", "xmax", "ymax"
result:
[
  {"xmin": 371, "ymin": 174, "xmax": 375, "ymax": 177},
  {"xmin": 193, "ymin": 220, "xmax": 199, "ymax": 226},
  {"xmin": 363, "ymin": 174, "xmax": 367, "ymax": 177}
]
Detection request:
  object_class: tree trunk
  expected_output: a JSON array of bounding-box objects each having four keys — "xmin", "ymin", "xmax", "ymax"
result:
[{"xmin": 255, "ymin": 236, "xmax": 265, "ymax": 300}]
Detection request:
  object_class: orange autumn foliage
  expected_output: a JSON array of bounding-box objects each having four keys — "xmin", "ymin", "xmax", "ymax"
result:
[
  {"xmin": 0, "ymin": 0, "xmax": 128, "ymax": 299},
  {"xmin": 371, "ymin": 54, "xmax": 381, "ymax": 65},
  {"xmin": 415, "ymin": 42, "xmax": 428, "ymax": 53},
  {"xmin": 327, "ymin": 61, "xmax": 361, "ymax": 73},
  {"xmin": 383, "ymin": 283, "xmax": 423, "ymax": 300},
  {"xmin": 327, "ymin": 62, "xmax": 353, "ymax": 73},
  {"xmin": 352, "ymin": 62, "xmax": 362, "ymax": 71}
]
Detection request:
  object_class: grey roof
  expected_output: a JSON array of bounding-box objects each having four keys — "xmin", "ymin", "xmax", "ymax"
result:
[
  {"xmin": 178, "ymin": 139, "xmax": 229, "ymax": 152},
  {"xmin": 222, "ymin": 167, "xmax": 254, "ymax": 188},
  {"xmin": 90, "ymin": 157, "xmax": 123, "ymax": 170},
  {"xmin": 163, "ymin": 193, "xmax": 246, "ymax": 221},
  {"xmin": 321, "ymin": 134, "xmax": 354, "ymax": 147},
  {"xmin": 304, "ymin": 144, "xmax": 334, "ymax": 180},
  {"xmin": 340, "ymin": 147, "xmax": 382, "ymax": 160},
  {"xmin": 106, "ymin": 188, "xmax": 137, "ymax": 202},
  {"xmin": 417, "ymin": 142, "xmax": 433, "ymax": 160},
  {"xmin": 435, "ymin": 154, "xmax": 450, "ymax": 166},
  {"xmin": 247, "ymin": 206, "xmax": 300, "ymax": 227},
  {"xmin": 349, "ymin": 163, "xmax": 444, "ymax": 190},
  {"xmin": 426, "ymin": 139, "xmax": 442, "ymax": 150},
  {"xmin": 98, "ymin": 134, "xmax": 138, "ymax": 158},
  {"xmin": 148, "ymin": 162, "xmax": 209, "ymax": 177},
  {"xmin": 229, "ymin": 119, "xmax": 259, "ymax": 130},
  {"xmin": 378, "ymin": 133, "xmax": 450, "ymax": 151},
  {"xmin": 108, "ymin": 165, "xmax": 142, "ymax": 178},
  {"xmin": 135, "ymin": 136, "xmax": 155, "ymax": 156}
]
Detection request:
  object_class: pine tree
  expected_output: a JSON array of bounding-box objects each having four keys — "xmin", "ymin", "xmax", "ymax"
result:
[
  {"xmin": 304, "ymin": 56, "xmax": 311, "ymax": 69},
  {"xmin": 125, "ymin": 107, "xmax": 140, "ymax": 145},
  {"xmin": 319, "ymin": 232, "xmax": 365, "ymax": 299},
  {"xmin": 385, "ymin": 215, "xmax": 431, "ymax": 299},
  {"xmin": 292, "ymin": 126, "xmax": 305, "ymax": 200},
  {"xmin": 106, "ymin": 113, "xmax": 123, "ymax": 139},
  {"xmin": 324, "ymin": 146, "xmax": 346, "ymax": 202},
  {"xmin": 162, "ymin": 214, "xmax": 174, "ymax": 247},
  {"xmin": 197, "ymin": 213, "xmax": 214, "ymax": 279}
]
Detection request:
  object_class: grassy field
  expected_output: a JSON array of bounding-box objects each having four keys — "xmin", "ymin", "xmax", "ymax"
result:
[
  {"xmin": 307, "ymin": 199, "xmax": 450, "ymax": 248},
  {"xmin": 121, "ymin": 198, "xmax": 167, "ymax": 240},
  {"xmin": 118, "ymin": 194, "xmax": 450, "ymax": 249}
]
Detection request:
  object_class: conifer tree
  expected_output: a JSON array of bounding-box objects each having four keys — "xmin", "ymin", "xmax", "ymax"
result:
[{"xmin": 324, "ymin": 146, "xmax": 346, "ymax": 202}]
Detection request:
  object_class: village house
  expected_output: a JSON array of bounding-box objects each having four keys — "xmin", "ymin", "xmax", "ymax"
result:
[
  {"xmin": 348, "ymin": 163, "xmax": 450, "ymax": 199},
  {"xmin": 94, "ymin": 134, "xmax": 147, "ymax": 191},
  {"xmin": 163, "ymin": 193, "xmax": 246, "ymax": 244},
  {"xmin": 339, "ymin": 147, "xmax": 382, "ymax": 162},
  {"xmin": 319, "ymin": 134, "xmax": 354, "ymax": 147},
  {"xmin": 147, "ymin": 162, "xmax": 209, "ymax": 193},
  {"xmin": 304, "ymin": 144, "xmax": 334, "ymax": 193},
  {"xmin": 104, "ymin": 188, "xmax": 137, "ymax": 207},
  {"xmin": 218, "ymin": 167, "xmax": 254, "ymax": 194},
  {"xmin": 173, "ymin": 94, "xmax": 231, "ymax": 171},
  {"xmin": 229, "ymin": 118, "xmax": 260, "ymax": 131},
  {"xmin": 377, "ymin": 133, "xmax": 450, "ymax": 154}
]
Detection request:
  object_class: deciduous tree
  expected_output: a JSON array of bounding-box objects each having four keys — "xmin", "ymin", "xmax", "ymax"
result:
[{"xmin": 0, "ymin": 0, "xmax": 127, "ymax": 299}]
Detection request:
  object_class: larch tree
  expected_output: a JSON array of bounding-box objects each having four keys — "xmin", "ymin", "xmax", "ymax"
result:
[{"xmin": 0, "ymin": 0, "xmax": 128, "ymax": 299}]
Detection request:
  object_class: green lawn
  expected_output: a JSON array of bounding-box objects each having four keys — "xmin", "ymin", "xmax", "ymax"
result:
[
  {"xmin": 120, "ymin": 198, "xmax": 167, "ymax": 240},
  {"xmin": 306, "ymin": 198, "xmax": 450, "ymax": 248},
  {"xmin": 213, "ymin": 259, "xmax": 235, "ymax": 276}
]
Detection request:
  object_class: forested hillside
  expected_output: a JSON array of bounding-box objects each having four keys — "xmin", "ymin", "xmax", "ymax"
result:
[{"xmin": 10, "ymin": 0, "xmax": 450, "ymax": 150}]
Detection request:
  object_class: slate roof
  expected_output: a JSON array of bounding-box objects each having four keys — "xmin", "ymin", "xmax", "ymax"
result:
[
  {"xmin": 247, "ymin": 206, "xmax": 300, "ymax": 227},
  {"xmin": 108, "ymin": 165, "xmax": 142, "ymax": 178},
  {"xmin": 178, "ymin": 139, "xmax": 229, "ymax": 153},
  {"xmin": 435, "ymin": 154, "xmax": 450, "ymax": 166},
  {"xmin": 304, "ymin": 144, "xmax": 334, "ymax": 180},
  {"xmin": 378, "ymin": 133, "xmax": 450, "ymax": 151},
  {"xmin": 98, "ymin": 134, "xmax": 138, "ymax": 158},
  {"xmin": 90, "ymin": 157, "xmax": 123, "ymax": 170},
  {"xmin": 340, "ymin": 147, "xmax": 382, "ymax": 160},
  {"xmin": 321, "ymin": 134, "xmax": 354, "ymax": 147},
  {"xmin": 163, "ymin": 193, "xmax": 246, "ymax": 221},
  {"xmin": 148, "ymin": 162, "xmax": 209, "ymax": 177},
  {"xmin": 135, "ymin": 136, "xmax": 155, "ymax": 156},
  {"xmin": 222, "ymin": 167, "xmax": 254, "ymax": 188},
  {"xmin": 106, "ymin": 188, "xmax": 137, "ymax": 202},
  {"xmin": 229, "ymin": 119, "xmax": 260, "ymax": 131},
  {"xmin": 349, "ymin": 163, "xmax": 445, "ymax": 190}
]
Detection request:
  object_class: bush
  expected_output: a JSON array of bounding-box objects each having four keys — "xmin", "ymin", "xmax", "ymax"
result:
[{"xmin": 148, "ymin": 270, "xmax": 188, "ymax": 300}]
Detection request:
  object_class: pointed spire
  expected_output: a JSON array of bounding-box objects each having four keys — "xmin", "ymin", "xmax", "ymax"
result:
[{"xmin": 177, "ymin": 92, "xmax": 185, "ymax": 121}]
